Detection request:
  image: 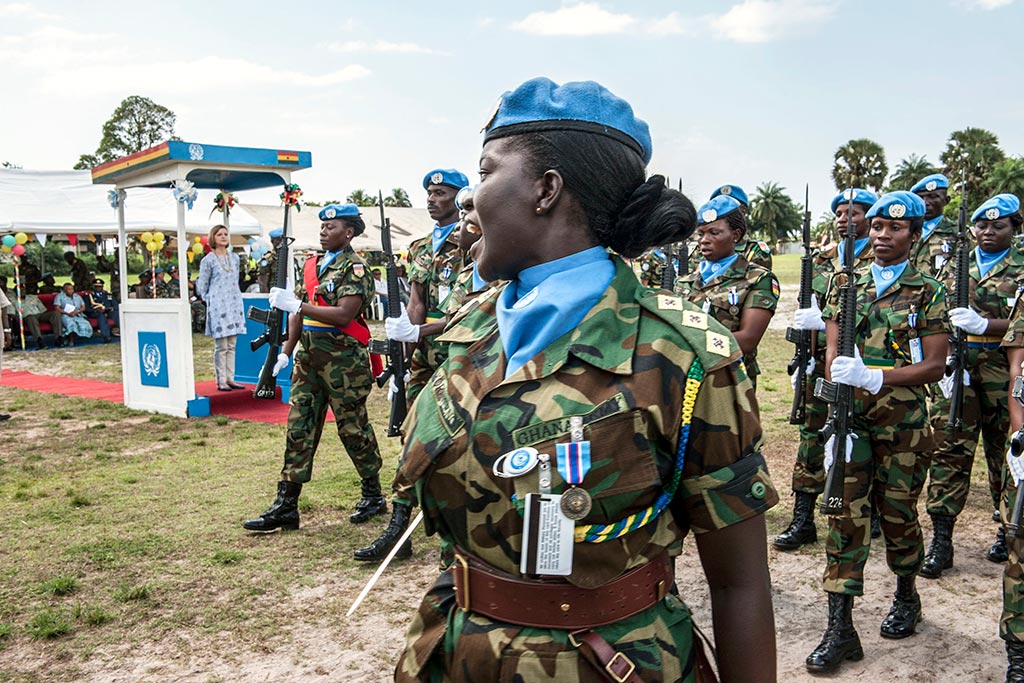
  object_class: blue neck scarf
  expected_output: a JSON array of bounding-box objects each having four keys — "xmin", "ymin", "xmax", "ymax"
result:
[
  {"xmin": 922, "ymin": 216, "xmax": 943, "ymax": 241},
  {"xmin": 976, "ymin": 246, "xmax": 1010, "ymax": 279},
  {"xmin": 496, "ymin": 247, "xmax": 614, "ymax": 379},
  {"xmin": 838, "ymin": 237, "xmax": 870, "ymax": 263},
  {"xmin": 471, "ymin": 262, "xmax": 488, "ymax": 293},
  {"xmin": 432, "ymin": 221, "xmax": 459, "ymax": 252},
  {"xmin": 699, "ymin": 254, "xmax": 738, "ymax": 284},
  {"xmin": 319, "ymin": 249, "xmax": 343, "ymax": 275},
  {"xmin": 871, "ymin": 260, "xmax": 909, "ymax": 298}
]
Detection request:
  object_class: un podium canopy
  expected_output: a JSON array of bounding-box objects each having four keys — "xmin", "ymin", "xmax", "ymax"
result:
[{"xmin": 92, "ymin": 141, "xmax": 311, "ymax": 417}]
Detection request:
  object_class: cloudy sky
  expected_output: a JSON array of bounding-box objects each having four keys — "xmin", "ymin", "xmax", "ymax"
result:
[{"xmin": 2, "ymin": 0, "xmax": 1022, "ymax": 218}]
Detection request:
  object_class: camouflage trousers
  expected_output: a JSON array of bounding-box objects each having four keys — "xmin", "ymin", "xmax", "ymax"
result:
[
  {"xmin": 791, "ymin": 369, "xmax": 828, "ymax": 494},
  {"xmin": 396, "ymin": 567, "xmax": 700, "ymax": 682},
  {"xmin": 280, "ymin": 332, "xmax": 382, "ymax": 483},
  {"xmin": 1003, "ymin": 474, "xmax": 1024, "ymax": 641},
  {"xmin": 927, "ymin": 350, "xmax": 1008, "ymax": 517},
  {"xmin": 823, "ymin": 434, "xmax": 927, "ymax": 596}
]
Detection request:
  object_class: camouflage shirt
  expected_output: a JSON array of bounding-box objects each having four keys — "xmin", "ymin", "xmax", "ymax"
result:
[
  {"xmin": 675, "ymin": 255, "xmax": 779, "ymax": 378},
  {"xmin": 911, "ymin": 216, "xmax": 962, "ymax": 279},
  {"xmin": 809, "ymin": 242, "xmax": 876, "ymax": 354},
  {"xmin": 408, "ymin": 230, "xmax": 465, "ymax": 320},
  {"xmin": 394, "ymin": 256, "xmax": 777, "ymax": 681}
]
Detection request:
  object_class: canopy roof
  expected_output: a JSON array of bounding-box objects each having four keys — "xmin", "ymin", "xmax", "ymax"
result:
[{"xmin": 240, "ymin": 203, "xmax": 437, "ymax": 252}]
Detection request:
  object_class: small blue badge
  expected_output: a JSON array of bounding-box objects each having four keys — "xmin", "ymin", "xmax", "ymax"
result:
[{"xmin": 492, "ymin": 447, "xmax": 540, "ymax": 478}]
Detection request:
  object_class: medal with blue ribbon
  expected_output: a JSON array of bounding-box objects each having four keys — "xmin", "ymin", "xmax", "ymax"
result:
[{"xmin": 556, "ymin": 416, "xmax": 592, "ymax": 520}]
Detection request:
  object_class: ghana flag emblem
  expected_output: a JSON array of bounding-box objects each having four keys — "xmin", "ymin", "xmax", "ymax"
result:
[{"xmin": 277, "ymin": 151, "xmax": 300, "ymax": 164}]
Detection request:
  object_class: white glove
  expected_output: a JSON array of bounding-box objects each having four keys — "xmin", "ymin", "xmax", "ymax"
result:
[
  {"xmin": 790, "ymin": 357, "xmax": 816, "ymax": 389},
  {"xmin": 830, "ymin": 349, "xmax": 884, "ymax": 395},
  {"xmin": 385, "ymin": 309, "xmax": 421, "ymax": 343},
  {"xmin": 387, "ymin": 371, "xmax": 412, "ymax": 402},
  {"xmin": 793, "ymin": 301, "xmax": 826, "ymax": 331},
  {"xmin": 271, "ymin": 353, "xmax": 290, "ymax": 377},
  {"xmin": 949, "ymin": 307, "xmax": 989, "ymax": 335},
  {"xmin": 938, "ymin": 372, "xmax": 954, "ymax": 399},
  {"xmin": 268, "ymin": 287, "xmax": 302, "ymax": 314},
  {"xmin": 823, "ymin": 433, "xmax": 857, "ymax": 474},
  {"xmin": 1009, "ymin": 439, "xmax": 1024, "ymax": 483}
]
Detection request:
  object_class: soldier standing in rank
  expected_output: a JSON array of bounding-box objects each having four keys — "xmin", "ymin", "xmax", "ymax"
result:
[
  {"xmin": 675, "ymin": 194, "xmax": 779, "ymax": 390},
  {"xmin": 804, "ymin": 191, "xmax": 948, "ymax": 674},
  {"xmin": 257, "ymin": 227, "xmax": 284, "ymax": 293},
  {"xmin": 242, "ymin": 203, "xmax": 386, "ymax": 533},
  {"xmin": 708, "ymin": 184, "xmax": 774, "ymax": 271},
  {"xmin": 911, "ymin": 173, "xmax": 960, "ymax": 278},
  {"xmin": 63, "ymin": 251, "xmax": 93, "ymax": 293},
  {"xmin": 921, "ymin": 193, "xmax": 1024, "ymax": 579},
  {"xmin": 775, "ymin": 188, "xmax": 877, "ymax": 551}
]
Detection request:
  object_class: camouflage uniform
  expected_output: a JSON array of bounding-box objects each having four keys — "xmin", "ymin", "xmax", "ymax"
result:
[
  {"xmin": 911, "ymin": 216, "xmax": 960, "ymax": 280},
  {"xmin": 258, "ymin": 248, "xmax": 278, "ymax": 289},
  {"xmin": 393, "ymin": 256, "xmax": 777, "ymax": 682},
  {"xmin": 820, "ymin": 264, "xmax": 947, "ymax": 595},
  {"xmin": 927, "ymin": 248, "xmax": 1024, "ymax": 518},
  {"xmin": 792, "ymin": 242, "xmax": 875, "ymax": 493},
  {"xmin": 631, "ymin": 249, "xmax": 666, "ymax": 288},
  {"xmin": 1000, "ymin": 299, "xmax": 1024, "ymax": 641},
  {"xmin": 682, "ymin": 237, "xmax": 772, "ymax": 274},
  {"xmin": 280, "ymin": 247, "xmax": 382, "ymax": 484},
  {"xmin": 675, "ymin": 255, "xmax": 779, "ymax": 388}
]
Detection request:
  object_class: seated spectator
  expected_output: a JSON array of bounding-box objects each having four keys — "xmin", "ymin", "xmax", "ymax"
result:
[
  {"xmin": 54, "ymin": 282, "xmax": 93, "ymax": 346},
  {"xmin": 83, "ymin": 277, "xmax": 119, "ymax": 343},
  {"xmin": 37, "ymin": 273, "xmax": 60, "ymax": 294},
  {"xmin": 373, "ymin": 269, "xmax": 389, "ymax": 315},
  {"xmin": 133, "ymin": 271, "xmax": 154, "ymax": 299},
  {"xmin": 64, "ymin": 252, "xmax": 93, "ymax": 292},
  {"xmin": 1, "ymin": 276, "xmax": 64, "ymax": 349}
]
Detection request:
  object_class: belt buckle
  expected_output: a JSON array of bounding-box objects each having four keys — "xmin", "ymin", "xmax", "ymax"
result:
[
  {"xmin": 605, "ymin": 652, "xmax": 636, "ymax": 683},
  {"xmin": 454, "ymin": 553, "xmax": 470, "ymax": 612}
]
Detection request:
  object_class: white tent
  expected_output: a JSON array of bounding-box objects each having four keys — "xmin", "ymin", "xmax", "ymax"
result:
[
  {"xmin": 0, "ymin": 168, "xmax": 260, "ymax": 236},
  {"xmin": 239, "ymin": 203, "xmax": 435, "ymax": 252}
]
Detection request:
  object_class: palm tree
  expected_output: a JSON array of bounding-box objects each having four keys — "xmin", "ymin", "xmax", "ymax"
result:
[
  {"xmin": 941, "ymin": 127, "xmax": 1006, "ymax": 208},
  {"xmin": 985, "ymin": 157, "xmax": 1024, "ymax": 200},
  {"xmin": 346, "ymin": 189, "xmax": 378, "ymax": 207},
  {"xmin": 832, "ymin": 138, "xmax": 888, "ymax": 193},
  {"xmin": 382, "ymin": 187, "xmax": 412, "ymax": 207},
  {"xmin": 887, "ymin": 154, "xmax": 938, "ymax": 191},
  {"xmin": 749, "ymin": 181, "xmax": 800, "ymax": 244}
]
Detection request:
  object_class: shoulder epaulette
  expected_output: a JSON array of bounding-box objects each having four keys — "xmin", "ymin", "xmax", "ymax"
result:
[{"xmin": 636, "ymin": 291, "xmax": 741, "ymax": 373}]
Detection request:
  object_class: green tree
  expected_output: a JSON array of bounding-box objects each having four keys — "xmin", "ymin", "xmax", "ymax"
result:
[
  {"xmin": 886, "ymin": 153, "xmax": 937, "ymax": 191},
  {"xmin": 985, "ymin": 157, "xmax": 1024, "ymax": 200},
  {"xmin": 749, "ymin": 181, "xmax": 801, "ymax": 244},
  {"xmin": 382, "ymin": 187, "xmax": 412, "ymax": 207},
  {"xmin": 940, "ymin": 127, "xmax": 1005, "ymax": 208},
  {"xmin": 74, "ymin": 96, "xmax": 179, "ymax": 170},
  {"xmin": 832, "ymin": 138, "xmax": 888, "ymax": 193},
  {"xmin": 346, "ymin": 189, "xmax": 377, "ymax": 207}
]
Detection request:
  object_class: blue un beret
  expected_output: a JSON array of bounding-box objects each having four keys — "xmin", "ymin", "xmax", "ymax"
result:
[
  {"xmin": 709, "ymin": 184, "xmax": 749, "ymax": 207},
  {"xmin": 422, "ymin": 169, "xmax": 469, "ymax": 191},
  {"xmin": 482, "ymin": 77, "xmax": 653, "ymax": 165},
  {"xmin": 318, "ymin": 203, "xmax": 361, "ymax": 221},
  {"xmin": 697, "ymin": 195, "xmax": 743, "ymax": 225},
  {"xmin": 831, "ymin": 188, "xmax": 879, "ymax": 214},
  {"xmin": 268, "ymin": 228, "xmax": 284, "ymax": 239},
  {"xmin": 972, "ymin": 193, "xmax": 1021, "ymax": 222},
  {"xmin": 866, "ymin": 191, "xmax": 926, "ymax": 220},
  {"xmin": 911, "ymin": 173, "xmax": 949, "ymax": 194}
]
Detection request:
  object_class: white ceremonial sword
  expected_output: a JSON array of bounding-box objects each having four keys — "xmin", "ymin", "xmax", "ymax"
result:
[{"xmin": 346, "ymin": 509, "xmax": 424, "ymax": 617}]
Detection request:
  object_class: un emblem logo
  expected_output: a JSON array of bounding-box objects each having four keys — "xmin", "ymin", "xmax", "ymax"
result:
[
  {"xmin": 188, "ymin": 143, "xmax": 205, "ymax": 161},
  {"xmin": 142, "ymin": 343, "xmax": 162, "ymax": 377}
]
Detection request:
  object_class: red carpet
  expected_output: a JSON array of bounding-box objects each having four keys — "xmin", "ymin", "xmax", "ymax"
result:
[{"xmin": 0, "ymin": 371, "xmax": 303, "ymax": 425}]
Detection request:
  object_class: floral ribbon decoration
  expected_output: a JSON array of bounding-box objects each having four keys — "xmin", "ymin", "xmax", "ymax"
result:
[
  {"xmin": 280, "ymin": 183, "xmax": 303, "ymax": 212},
  {"xmin": 211, "ymin": 190, "xmax": 237, "ymax": 217},
  {"xmin": 107, "ymin": 189, "xmax": 120, "ymax": 210},
  {"xmin": 172, "ymin": 180, "xmax": 198, "ymax": 210}
]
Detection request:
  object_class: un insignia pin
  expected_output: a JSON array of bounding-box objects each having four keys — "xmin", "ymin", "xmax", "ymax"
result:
[
  {"xmin": 431, "ymin": 172, "xmax": 444, "ymax": 185},
  {"xmin": 986, "ymin": 208, "xmax": 1000, "ymax": 220},
  {"xmin": 888, "ymin": 204, "xmax": 906, "ymax": 219},
  {"xmin": 325, "ymin": 207, "xmax": 337, "ymax": 219},
  {"xmin": 925, "ymin": 180, "xmax": 937, "ymax": 192},
  {"xmin": 720, "ymin": 186, "xmax": 732, "ymax": 196},
  {"xmin": 701, "ymin": 209, "xmax": 718, "ymax": 223}
]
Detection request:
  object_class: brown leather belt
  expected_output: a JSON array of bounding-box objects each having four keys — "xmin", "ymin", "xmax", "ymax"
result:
[{"xmin": 452, "ymin": 551, "xmax": 672, "ymax": 630}]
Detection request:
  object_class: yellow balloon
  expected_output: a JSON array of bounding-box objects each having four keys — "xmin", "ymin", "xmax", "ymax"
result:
[
  {"xmin": 141, "ymin": 231, "xmax": 153, "ymax": 243},
  {"xmin": 153, "ymin": 231, "xmax": 165, "ymax": 243},
  {"xmin": 191, "ymin": 242, "xmax": 203, "ymax": 254},
  {"xmin": 154, "ymin": 240, "xmax": 165, "ymax": 250},
  {"xmin": 1, "ymin": 245, "xmax": 10, "ymax": 253},
  {"xmin": 14, "ymin": 232, "xmax": 28, "ymax": 245},
  {"xmin": 194, "ymin": 236, "xmax": 202, "ymax": 243},
  {"xmin": 146, "ymin": 241, "xmax": 158, "ymax": 252}
]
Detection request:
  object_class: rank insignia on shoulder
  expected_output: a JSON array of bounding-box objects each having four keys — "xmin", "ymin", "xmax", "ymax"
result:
[
  {"xmin": 352, "ymin": 264, "xmax": 365, "ymax": 277},
  {"xmin": 682, "ymin": 310, "xmax": 708, "ymax": 329},
  {"xmin": 657, "ymin": 294, "xmax": 682, "ymax": 311},
  {"xmin": 706, "ymin": 330, "xmax": 730, "ymax": 355}
]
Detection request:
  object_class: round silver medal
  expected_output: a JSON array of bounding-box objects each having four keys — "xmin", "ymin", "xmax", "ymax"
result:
[{"xmin": 560, "ymin": 487, "xmax": 592, "ymax": 521}]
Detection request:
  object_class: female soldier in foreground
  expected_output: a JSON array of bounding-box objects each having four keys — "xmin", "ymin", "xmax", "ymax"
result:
[
  {"xmin": 392, "ymin": 77, "xmax": 778, "ymax": 683},
  {"xmin": 806, "ymin": 191, "xmax": 947, "ymax": 674}
]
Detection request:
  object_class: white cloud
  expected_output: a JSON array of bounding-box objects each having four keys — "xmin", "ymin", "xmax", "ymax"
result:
[
  {"xmin": 712, "ymin": 0, "xmax": 838, "ymax": 43},
  {"xmin": 512, "ymin": 2, "xmax": 636, "ymax": 36},
  {"xmin": 0, "ymin": 3, "xmax": 60, "ymax": 20},
  {"xmin": 957, "ymin": 0, "xmax": 1014, "ymax": 8},
  {"xmin": 645, "ymin": 11, "xmax": 696, "ymax": 36},
  {"xmin": 322, "ymin": 40, "xmax": 443, "ymax": 55}
]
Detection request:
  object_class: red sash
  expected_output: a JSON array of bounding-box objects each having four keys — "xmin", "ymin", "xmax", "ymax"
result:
[{"xmin": 303, "ymin": 256, "xmax": 383, "ymax": 377}]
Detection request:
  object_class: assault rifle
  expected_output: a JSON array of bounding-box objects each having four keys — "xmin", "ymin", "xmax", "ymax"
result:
[
  {"xmin": 814, "ymin": 189, "xmax": 858, "ymax": 515},
  {"xmin": 367, "ymin": 191, "xmax": 407, "ymax": 437},
  {"xmin": 946, "ymin": 171, "xmax": 970, "ymax": 429},
  {"xmin": 786, "ymin": 185, "xmax": 814, "ymax": 424},
  {"xmin": 1007, "ymin": 377, "xmax": 1024, "ymax": 538},
  {"xmin": 660, "ymin": 243, "xmax": 676, "ymax": 291},
  {"xmin": 249, "ymin": 190, "xmax": 293, "ymax": 400}
]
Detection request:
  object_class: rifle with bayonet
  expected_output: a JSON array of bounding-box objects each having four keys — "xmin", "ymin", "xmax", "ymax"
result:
[
  {"xmin": 814, "ymin": 189, "xmax": 859, "ymax": 515},
  {"xmin": 946, "ymin": 171, "xmax": 970, "ymax": 429},
  {"xmin": 787, "ymin": 185, "xmax": 814, "ymax": 424},
  {"xmin": 367, "ymin": 191, "xmax": 407, "ymax": 437},
  {"xmin": 1006, "ymin": 377, "xmax": 1024, "ymax": 538},
  {"xmin": 249, "ymin": 188, "xmax": 293, "ymax": 400}
]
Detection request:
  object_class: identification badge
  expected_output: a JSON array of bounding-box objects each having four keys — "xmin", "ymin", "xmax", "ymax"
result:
[
  {"xmin": 702, "ymin": 298, "xmax": 711, "ymax": 313},
  {"xmin": 438, "ymin": 285, "xmax": 451, "ymax": 302},
  {"xmin": 520, "ymin": 493, "xmax": 574, "ymax": 576},
  {"xmin": 910, "ymin": 337, "xmax": 923, "ymax": 364},
  {"xmin": 492, "ymin": 447, "xmax": 539, "ymax": 478},
  {"xmin": 935, "ymin": 255, "xmax": 946, "ymax": 271}
]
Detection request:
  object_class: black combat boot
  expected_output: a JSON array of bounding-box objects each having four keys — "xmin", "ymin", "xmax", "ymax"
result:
[
  {"xmin": 806, "ymin": 592, "xmax": 863, "ymax": 674},
  {"xmin": 242, "ymin": 481, "xmax": 301, "ymax": 532},
  {"xmin": 354, "ymin": 503, "xmax": 413, "ymax": 562},
  {"xmin": 920, "ymin": 513, "xmax": 955, "ymax": 578},
  {"xmin": 774, "ymin": 491, "xmax": 818, "ymax": 550},
  {"xmin": 1007, "ymin": 639, "xmax": 1024, "ymax": 683},
  {"xmin": 880, "ymin": 575, "xmax": 921, "ymax": 639},
  {"xmin": 990, "ymin": 525, "xmax": 1010, "ymax": 563},
  {"xmin": 349, "ymin": 476, "xmax": 387, "ymax": 524}
]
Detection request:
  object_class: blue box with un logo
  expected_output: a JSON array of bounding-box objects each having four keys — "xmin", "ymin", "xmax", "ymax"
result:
[{"xmin": 138, "ymin": 331, "xmax": 170, "ymax": 387}]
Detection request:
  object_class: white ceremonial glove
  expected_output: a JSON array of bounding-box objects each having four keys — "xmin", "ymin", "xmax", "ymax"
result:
[
  {"xmin": 387, "ymin": 371, "xmax": 412, "ymax": 402},
  {"xmin": 949, "ymin": 307, "xmax": 989, "ymax": 336},
  {"xmin": 1009, "ymin": 439, "xmax": 1024, "ymax": 484},
  {"xmin": 272, "ymin": 352, "xmax": 290, "ymax": 377},
  {"xmin": 269, "ymin": 287, "xmax": 301, "ymax": 314},
  {"xmin": 793, "ymin": 301, "xmax": 826, "ymax": 331},
  {"xmin": 385, "ymin": 308, "xmax": 421, "ymax": 343},
  {"xmin": 790, "ymin": 357, "xmax": 816, "ymax": 389},
  {"xmin": 830, "ymin": 349, "xmax": 884, "ymax": 395},
  {"xmin": 938, "ymin": 372, "xmax": 955, "ymax": 399},
  {"xmin": 823, "ymin": 433, "xmax": 857, "ymax": 474}
]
